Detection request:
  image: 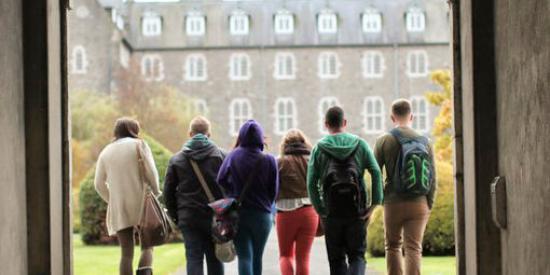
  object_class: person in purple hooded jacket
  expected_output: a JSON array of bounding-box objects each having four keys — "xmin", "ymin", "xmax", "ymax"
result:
[{"xmin": 217, "ymin": 120, "xmax": 279, "ymax": 275}]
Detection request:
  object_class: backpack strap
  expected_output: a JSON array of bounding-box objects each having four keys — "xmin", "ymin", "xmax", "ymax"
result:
[
  {"xmin": 237, "ymin": 154, "xmax": 266, "ymax": 204},
  {"xmin": 188, "ymin": 158, "xmax": 216, "ymax": 203},
  {"xmin": 390, "ymin": 128, "xmax": 429, "ymax": 145}
]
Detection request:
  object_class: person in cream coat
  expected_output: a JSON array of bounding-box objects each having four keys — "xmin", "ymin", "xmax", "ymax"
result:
[{"xmin": 94, "ymin": 117, "xmax": 161, "ymax": 275}]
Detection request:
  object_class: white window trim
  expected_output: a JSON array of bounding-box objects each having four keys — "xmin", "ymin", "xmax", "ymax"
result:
[
  {"xmin": 194, "ymin": 99, "xmax": 209, "ymax": 116},
  {"xmin": 119, "ymin": 44, "xmax": 129, "ymax": 68},
  {"xmin": 142, "ymin": 13, "xmax": 162, "ymax": 37},
  {"xmin": 229, "ymin": 98, "xmax": 253, "ymax": 136},
  {"xmin": 411, "ymin": 96, "xmax": 430, "ymax": 132},
  {"xmin": 273, "ymin": 52, "xmax": 296, "ymax": 80},
  {"xmin": 71, "ymin": 45, "xmax": 88, "ymax": 74},
  {"xmin": 318, "ymin": 52, "xmax": 341, "ymax": 79},
  {"xmin": 229, "ymin": 53, "xmax": 251, "ymax": 81},
  {"xmin": 406, "ymin": 7, "xmax": 426, "ymax": 32},
  {"xmin": 274, "ymin": 97, "xmax": 297, "ymax": 135},
  {"xmin": 362, "ymin": 8, "xmax": 382, "ymax": 33},
  {"xmin": 184, "ymin": 54, "xmax": 208, "ymax": 82},
  {"xmin": 274, "ymin": 11, "xmax": 294, "ymax": 34},
  {"xmin": 140, "ymin": 54, "xmax": 164, "ymax": 82},
  {"xmin": 362, "ymin": 97, "xmax": 385, "ymax": 134},
  {"xmin": 317, "ymin": 10, "xmax": 338, "ymax": 34},
  {"xmin": 318, "ymin": 97, "xmax": 340, "ymax": 134},
  {"xmin": 406, "ymin": 50, "xmax": 429, "ymax": 78},
  {"xmin": 186, "ymin": 13, "xmax": 206, "ymax": 36},
  {"xmin": 229, "ymin": 11, "xmax": 250, "ymax": 36},
  {"xmin": 362, "ymin": 51, "xmax": 385, "ymax": 78}
]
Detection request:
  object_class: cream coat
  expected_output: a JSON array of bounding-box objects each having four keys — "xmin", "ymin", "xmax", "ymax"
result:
[{"xmin": 94, "ymin": 137, "xmax": 161, "ymax": 236}]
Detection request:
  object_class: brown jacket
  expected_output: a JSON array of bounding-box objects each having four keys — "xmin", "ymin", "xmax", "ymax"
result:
[{"xmin": 277, "ymin": 143, "xmax": 310, "ymax": 200}]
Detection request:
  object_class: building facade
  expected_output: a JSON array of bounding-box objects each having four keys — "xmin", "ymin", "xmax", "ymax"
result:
[{"xmin": 68, "ymin": 0, "xmax": 450, "ymax": 152}]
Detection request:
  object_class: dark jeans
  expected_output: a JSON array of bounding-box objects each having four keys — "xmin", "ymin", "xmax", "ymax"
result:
[
  {"xmin": 323, "ymin": 217, "xmax": 367, "ymax": 275},
  {"xmin": 179, "ymin": 222, "xmax": 224, "ymax": 275},
  {"xmin": 234, "ymin": 208, "xmax": 273, "ymax": 275}
]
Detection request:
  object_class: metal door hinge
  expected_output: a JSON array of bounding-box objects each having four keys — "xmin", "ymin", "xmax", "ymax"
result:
[{"xmin": 491, "ymin": 176, "xmax": 507, "ymax": 229}]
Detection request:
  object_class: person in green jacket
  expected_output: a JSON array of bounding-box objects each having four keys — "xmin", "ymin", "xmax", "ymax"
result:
[{"xmin": 307, "ymin": 106, "xmax": 383, "ymax": 275}]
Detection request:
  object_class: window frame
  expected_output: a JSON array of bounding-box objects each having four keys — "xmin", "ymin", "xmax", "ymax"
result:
[
  {"xmin": 317, "ymin": 10, "xmax": 338, "ymax": 34},
  {"xmin": 362, "ymin": 8, "xmax": 382, "ymax": 33},
  {"xmin": 405, "ymin": 7, "xmax": 426, "ymax": 32},
  {"xmin": 318, "ymin": 52, "xmax": 340, "ymax": 79},
  {"xmin": 411, "ymin": 96, "xmax": 430, "ymax": 132},
  {"xmin": 194, "ymin": 99, "xmax": 209, "ymax": 116},
  {"xmin": 318, "ymin": 97, "xmax": 340, "ymax": 134},
  {"xmin": 229, "ymin": 11, "xmax": 250, "ymax": 36},
  {"xmin": 273, "ymin": 52, "xmax": 296, "ymax": 80},
  {"xmin": 140, "ymin": 54, "xmax": 164, "ymax": 82},
  {"xmin": 184, "ymin": 54, "xmax": 208, "ymax": 82},
  {"xmin": 229, "ymin": 98, "xmax": 253, "ymax": 136},
  {"xmin": 363, "ymin": 96, "xmax": 385, "ymax": 134},
  {"xmin": 185, "ymin": 13, "xmax": 206, "ymax": 36},
  {"xmin": 362, "ymin": 51, "xmax": 385, "ymax": 78},
  {"xmin": 71, "ymin": 45, "xmax": 88, "ymax": 74},
  {"xmin": 142, "ymin": 13, "xmax": 162, "ymax": 37},
  {"xmin": 229, "ymin": 53, "xmax": 251, "ymax": 81},
  {"xmin": 274, "ymin": 11, "xmax": 294, "ymax": 35},
  {"xmin": 274, "ymin": 97, "xmax": 297, "ymax": 135},
  {"xmin": 406, "ymin": 50, "xmax": 429, "ymax": 77}
]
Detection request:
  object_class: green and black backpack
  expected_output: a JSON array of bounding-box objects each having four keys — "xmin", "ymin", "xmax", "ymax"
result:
[{"xmin": 390, "ymin": 128, "xmax": 434, "ymax": 195}]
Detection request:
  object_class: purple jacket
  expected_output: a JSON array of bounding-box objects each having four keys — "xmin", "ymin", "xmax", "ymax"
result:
[{"xmin": 217, "ymin": 120, "xmax": 279, "ymax": 213}]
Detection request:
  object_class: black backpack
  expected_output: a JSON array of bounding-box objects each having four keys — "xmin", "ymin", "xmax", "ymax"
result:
[
  {"xmin": 321, "ymin": 146, "xmax": 365, "ymax": 218},
  {"xmin": 390, "ymin": 128, "xmax": 434, "ymax": 195}
]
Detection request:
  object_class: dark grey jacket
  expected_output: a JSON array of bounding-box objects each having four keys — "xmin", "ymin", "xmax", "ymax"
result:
[{"xmin": 164, "ymin": 135, "xmax": 226, "ymax": 227}]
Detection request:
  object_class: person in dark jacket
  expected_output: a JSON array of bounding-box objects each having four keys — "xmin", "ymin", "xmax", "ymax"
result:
[
  {"xmin": 217, "ymin": 120, "xmax": 279, "ymax": 275},
  {"xmin": 275, "ymin": 129, "xmax": 319, "ymax": 275},
  {"xmin": 164, "ymin": 116, "xmax": 226, "ymax": 275}
]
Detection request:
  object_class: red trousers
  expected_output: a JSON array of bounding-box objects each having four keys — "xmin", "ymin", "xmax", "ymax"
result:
[{"xmin": 276, "ymin": 205, "xmax": 319, "ymax": 275}]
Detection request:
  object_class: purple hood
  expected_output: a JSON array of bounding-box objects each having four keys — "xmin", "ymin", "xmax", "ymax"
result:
[{"xmin": 216, "ymin": 120, "xmax": 279, "ymax": 213}]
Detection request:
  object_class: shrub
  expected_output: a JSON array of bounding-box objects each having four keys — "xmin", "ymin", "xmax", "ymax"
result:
[{"xmin": 79, "ymin": 135, "xmax": 176, "ymax": 245}]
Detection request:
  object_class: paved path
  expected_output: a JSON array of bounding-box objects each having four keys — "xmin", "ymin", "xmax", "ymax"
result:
[{"xmin": 173, "ymin": 230, "xmax": 381, "ymax": 275}]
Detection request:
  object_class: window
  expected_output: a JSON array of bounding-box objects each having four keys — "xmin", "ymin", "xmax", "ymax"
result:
[
  {"xmin": 184, "ymin": 54, "xmax": 207, "ymax": 81},
  {"xmin": 141, "ymin": 54, "xmax": 164, "ymax": 82},
  {"xmin": 116, "ymin": 16, "xmax": 124, "ymax": 30},
  {"xmin": 362, "ymin": 51, "xmax": 385, "ymax": 78},
  {"xmin": 119, "ymin": 44, "xmax": 129, "ymax": 68},
  {"xmin": 229, "ymin": 11, "xmax": 250, "ymax": 35},
  {"xmin": 274, "ymin": 10, "xmax": 294, "ymax": 34},
  {"xmin": 71, "ymin": 46, "xmax": 88, "ymax": 74},
  {"xmin": 273, "ymin": 52, "xmax": 296, "ymax": 80},
  {"xmin": 407, "ymin": 50, "xmax": 429, "ymax": 77},
  {"xmin": 194, "ymin": 99, "xmax": 209, "ymax": 116},
  {"xmin": 229, "ymin": 53, "xmax": 251, "ymax": 81},
  {"xmin": 318, "ymin": 97, "xmax": 340, "ymax": 134},
  {"xmin": 317, "ymin": 10, "xmax": 338, "ymax": 34},
  {"xmin": 411, "ymin": 96, "xmax": 430, "ymax": 132},
  {"xmin": 229, "ymin": 98, "xmax": 252, "ymax": 136},
  {"xmin": 406, "ymin": 7, "xmax": 425, "ymax": 32},
  {"xmin": 318, "ymin": 52, "xmax": 340, "ymax": 79},
  {"xmin": 186, "ymin": 13, "xmax": 206, "ymax": 36},
  {"xmin": 363, "ymin": 97, "xmax": 385, "ymax": 134},
  {"xmin": 274, "ymin": 98, "xmax": 297, "ymax": 135},
  {"xmin": 142, "ymin": 13, "xmax": 162, "ymax": 36},
  {"xmin": 362, "ymin": 8, "xmax": 382, "ymax": 33}
]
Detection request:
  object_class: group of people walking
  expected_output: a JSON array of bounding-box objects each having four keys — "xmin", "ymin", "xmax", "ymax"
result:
[{"xmin": 94, "ymin": 98, "xmax": 437, "ymax": 275}]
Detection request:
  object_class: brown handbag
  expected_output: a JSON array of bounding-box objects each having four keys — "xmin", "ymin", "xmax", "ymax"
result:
[{"xmin": 136, "ymin": 140, "xmax": 173, "ymax": 247}]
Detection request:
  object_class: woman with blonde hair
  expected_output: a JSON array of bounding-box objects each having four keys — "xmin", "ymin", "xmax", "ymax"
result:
[
  {"xmin": 94, "ymin": 117, "xmax": 161, "ymax": 275},
  {"xmin": 276, "ymin": 129, "xmax": 319, "ymax": 275}
]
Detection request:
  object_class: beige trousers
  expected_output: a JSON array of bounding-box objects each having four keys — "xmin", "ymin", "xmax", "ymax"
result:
[{"xmin": 384, "ymin": 200, "xmax": 430, "ymax": 275}]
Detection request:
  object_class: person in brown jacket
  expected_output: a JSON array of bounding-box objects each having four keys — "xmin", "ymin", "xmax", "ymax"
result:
[{"xmin": 275, "ymin": 129, "xmax": 319, "ymax": 275}]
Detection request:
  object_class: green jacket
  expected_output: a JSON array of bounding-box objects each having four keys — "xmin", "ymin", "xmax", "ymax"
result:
[{"xmin": 306, "ymin": 132, "xmax": 383, "ymax": 217}]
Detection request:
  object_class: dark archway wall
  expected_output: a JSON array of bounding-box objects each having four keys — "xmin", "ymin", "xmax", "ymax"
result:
[
  {"xmin": 494, "ymin": 0, "xmax": 550, "ymax": 274},
  {"xmin": 0, "ymin": 0, "xmax": 28, "ymax": 273},
  {"xmin": 0, "ymin": 0, "xmax": 69, "ymax": 274}
]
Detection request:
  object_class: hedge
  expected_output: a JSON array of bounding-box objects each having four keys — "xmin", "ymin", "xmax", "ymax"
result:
[{"xmin": 79, "ymin": 135, "xmax": 177, "ymax": 245}]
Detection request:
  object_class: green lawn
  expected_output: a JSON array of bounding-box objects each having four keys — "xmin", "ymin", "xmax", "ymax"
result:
[
  {"xmin": 367, "ymin": 255, "xmax": 456, "ymax": 275},
  {"xmin": 73, "ymin": 235, "xmax": 184, "ymax": 275}
]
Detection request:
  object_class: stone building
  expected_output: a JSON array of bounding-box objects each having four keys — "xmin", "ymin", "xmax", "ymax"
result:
[{"xmin": 68, "ymin": 0, "xmax": 450, "ymax": 151}]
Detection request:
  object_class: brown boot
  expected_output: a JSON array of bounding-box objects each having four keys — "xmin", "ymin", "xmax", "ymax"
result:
[{"xmin": 136, "ymin": 266, "xmax": 152, "ymax": 275}]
